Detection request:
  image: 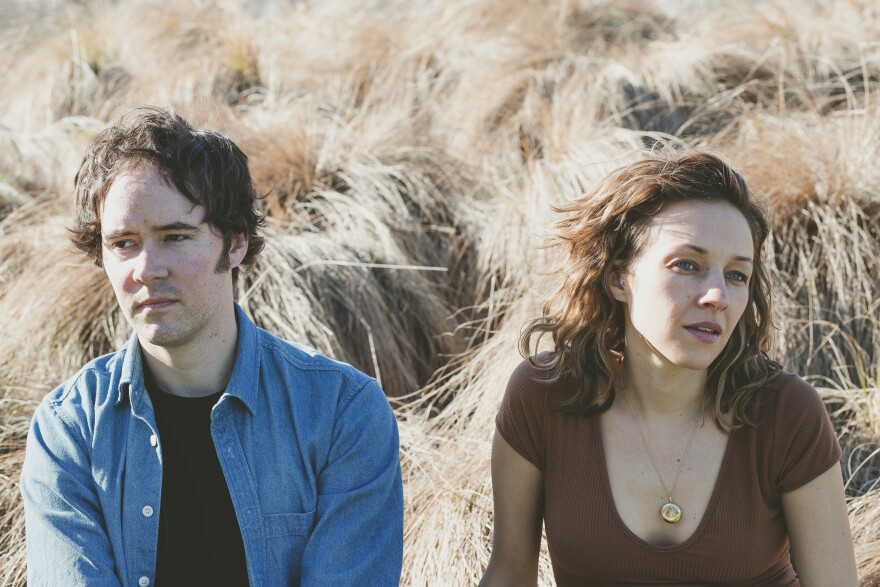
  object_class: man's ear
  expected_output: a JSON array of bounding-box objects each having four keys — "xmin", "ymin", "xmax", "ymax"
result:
[{"xmin": 228, "ymin": 233, "xmax": 248, "ymax": 269}]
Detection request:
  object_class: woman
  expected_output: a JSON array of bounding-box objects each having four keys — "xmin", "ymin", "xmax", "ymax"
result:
[{"xmin": 480, "ymin": 152, "xmax": 858, "ymax": 585}]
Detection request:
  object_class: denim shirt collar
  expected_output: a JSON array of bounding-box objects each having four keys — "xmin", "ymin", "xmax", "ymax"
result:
[{"xmin": 116, "ymin": 302, "xmax": 260, "ymax": 414}]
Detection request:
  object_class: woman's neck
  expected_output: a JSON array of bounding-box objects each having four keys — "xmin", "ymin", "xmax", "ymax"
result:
[{"xmin": 621, "ymin": 355, "xmax": 708, "ymax": 420}]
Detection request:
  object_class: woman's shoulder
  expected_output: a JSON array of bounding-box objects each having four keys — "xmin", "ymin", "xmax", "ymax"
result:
[
  {"xmin": 499, "ymin": 352, "xmax": 592, "ymax": 464},
  {"xmin": 751, "ymin": 370, "xmax": 841, "ymax": 493},
  {"xmin": 755, "ymin": 370, "xmax": 827, "ymax": 415},
  {"xmin": 761, "ymin": 369, "xmax": 810, "ymax": 390},
  {"xmin": 507, "ymin": 352, "xmax": 577, "ymax": 396},
  {"xmin": 501, "ymin": 353, "xmax": 580, "ymax": 417},
  {"xmin": 510, "ymin": 351, "xmax": 559, "ymax": 379}
]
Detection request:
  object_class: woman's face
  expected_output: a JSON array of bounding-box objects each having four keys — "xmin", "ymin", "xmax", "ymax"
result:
[{"xmin": 611, "ymin": 199, "xmax": 755, "ymax": 374}]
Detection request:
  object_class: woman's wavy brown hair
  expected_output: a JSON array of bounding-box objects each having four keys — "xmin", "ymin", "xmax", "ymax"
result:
[{"xmin": 520, "ymin": 151, "xmax": 781, "ymax": 430}]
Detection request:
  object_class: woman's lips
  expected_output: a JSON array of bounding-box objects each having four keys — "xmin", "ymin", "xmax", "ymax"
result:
[{"xmin": 684, "ymin": 325, "xmax": 721, "ymax": 343}]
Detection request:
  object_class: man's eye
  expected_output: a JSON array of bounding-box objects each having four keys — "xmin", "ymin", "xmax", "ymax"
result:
[
  {"xmin": 165, "ymin": 234, "xmax": 189, "ymax": 242},
  {"xmin": 110, "ymin": 240, "xmax": 135, "ymax": 250}
]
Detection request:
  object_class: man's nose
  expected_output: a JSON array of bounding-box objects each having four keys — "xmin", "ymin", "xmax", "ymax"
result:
[{"xmin": 132, "ymin": 242, "xmax": 168, "ymax": 283}]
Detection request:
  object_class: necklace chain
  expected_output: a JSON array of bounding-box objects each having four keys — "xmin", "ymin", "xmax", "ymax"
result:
[{"xmin": 622, "ymin": 386, "xmax": 705, "ymax": 503}]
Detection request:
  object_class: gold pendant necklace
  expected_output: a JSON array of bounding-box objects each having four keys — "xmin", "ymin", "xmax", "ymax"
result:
[{"xmin": 622, "ymin": 386, "xmax": 705, "ymax": 525}]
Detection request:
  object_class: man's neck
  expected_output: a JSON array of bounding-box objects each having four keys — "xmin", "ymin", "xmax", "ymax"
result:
[{"xmin": 139, "ymin": 310, "xmax": 240, "ymax": 398}]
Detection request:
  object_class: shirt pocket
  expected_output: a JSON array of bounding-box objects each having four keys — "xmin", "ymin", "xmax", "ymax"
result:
[{"xmin": 263, "ymin": 509, "xmax": 315, "ymax": 585}]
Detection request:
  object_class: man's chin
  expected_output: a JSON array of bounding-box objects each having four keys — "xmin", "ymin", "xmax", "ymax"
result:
[{"xmin": 135, "ymin": 324, "xmax": 185, "ymax": 349}]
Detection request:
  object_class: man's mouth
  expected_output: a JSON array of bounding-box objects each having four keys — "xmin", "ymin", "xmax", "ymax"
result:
[{"xmin": 138, "ymin": 298, "xmax": 177, "ymax": 310}]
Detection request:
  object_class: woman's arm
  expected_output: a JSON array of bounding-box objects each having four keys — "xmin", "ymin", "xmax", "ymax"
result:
[
  {"xmin": 479, "ymin": 431, "xmax": 544, "ymax": 587},
  {"xmin": 781, "ymin": 464, "xmax": 858, "ymax": 586}
]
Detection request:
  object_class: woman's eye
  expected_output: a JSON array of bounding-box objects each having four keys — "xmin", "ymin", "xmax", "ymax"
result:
[
  {"xmin": 727, "ymin": 271, "xmax": 749, "ymax": 283},
  {"xmin": 675, "ymin": 260, "xmax": 697, "ymax": 271}
]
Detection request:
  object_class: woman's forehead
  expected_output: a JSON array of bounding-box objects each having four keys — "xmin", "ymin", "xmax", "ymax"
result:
[{"xmin": 641, "ymin": 199, "xmax": 754, "ymax": 258}]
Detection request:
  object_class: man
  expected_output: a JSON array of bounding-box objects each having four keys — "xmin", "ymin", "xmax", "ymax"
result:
[{"xmin": 21, "ymin": 107, "xmax": 404, "ymax": 586}]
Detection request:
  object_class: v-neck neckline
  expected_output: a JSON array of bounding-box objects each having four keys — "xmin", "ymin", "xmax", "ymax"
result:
[{"xmin": 594, "ymin": 413, "xmax": 737, "ymax": 551}]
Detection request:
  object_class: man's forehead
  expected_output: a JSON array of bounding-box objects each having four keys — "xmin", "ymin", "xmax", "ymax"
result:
[
  {"xmin": 100, "ymin": 210, "xmax": 208, "ymax": 233},
  {"xmin": 100, "ymin": 163, "xmax": 207, "ymax": 233}
]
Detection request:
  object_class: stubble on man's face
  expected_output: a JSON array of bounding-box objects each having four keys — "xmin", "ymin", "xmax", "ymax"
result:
[{"xmin": 99, "ymin": 163, "xmax": 238, "ymax": 352}]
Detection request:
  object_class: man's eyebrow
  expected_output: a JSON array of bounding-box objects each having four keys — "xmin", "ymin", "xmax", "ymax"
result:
[
  {"xmin": 681, "ymin": 244, "xmax": 753, "ymax": 263},
  {"xmin": 102, "ymin": 229, "xmax": 131, "ymax": 241},
  {"xmin": 102, "ymin": 222, "xmax": 201, "ymax": 241},
  {"xmin": 155, "ymin": 222, "xmax": 201, "ymax": 233}
]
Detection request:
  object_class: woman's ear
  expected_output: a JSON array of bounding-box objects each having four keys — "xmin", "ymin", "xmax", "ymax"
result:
[{"xmin": 609, "ymin": 268, "xmax": 627, "ymax": 303}]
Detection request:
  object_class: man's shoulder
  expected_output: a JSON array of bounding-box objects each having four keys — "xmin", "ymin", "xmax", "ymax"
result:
[
  {"xmin": 254, "ymin": 327, "xmax": 377, "ymax": 395},
  {"xmin": 41, "ymin": 346, "xmax": 128, "ymax": 410},
  {"xmin": 29, "ymin": 345, "xmax": 130, "ymax": 442}
]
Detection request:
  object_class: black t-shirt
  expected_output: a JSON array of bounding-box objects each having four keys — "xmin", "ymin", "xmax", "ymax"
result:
[{"xmin": 145, "ymin": 369, "xmax": 249, "ymax": 587}]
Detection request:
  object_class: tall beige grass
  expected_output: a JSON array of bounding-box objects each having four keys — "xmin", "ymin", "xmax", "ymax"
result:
[{"xmin": 1, "ymin": 0, "xmax": 879, "ymax": 585}]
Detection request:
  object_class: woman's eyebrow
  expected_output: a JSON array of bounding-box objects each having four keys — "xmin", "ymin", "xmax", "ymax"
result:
[{"xmin": 680, "ymin": 244, "xmax": 753, "ymax": 263}]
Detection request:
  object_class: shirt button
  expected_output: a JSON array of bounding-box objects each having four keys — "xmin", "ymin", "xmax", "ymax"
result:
[
  {"xmin": 149, "ymin": 435, "xmax": 158, "ymax": 447},
  {"xmin": 138, "ymin": 577, "xmax": 150, "ymax": 587},
  {"xmin": 142, "ymin": 505, "xmax": 154, "ymax": 518}
]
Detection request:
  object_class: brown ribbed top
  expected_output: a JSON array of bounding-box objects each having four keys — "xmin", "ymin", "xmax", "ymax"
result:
[{"xmin": 495, "ymin": 359, "xmax": 842, "ymax": 586}]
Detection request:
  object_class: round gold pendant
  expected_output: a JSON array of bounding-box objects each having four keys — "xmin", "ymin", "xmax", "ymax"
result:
[{"xmin": 660, "ymin": 502, "xmax": 682, "ymax": 524}]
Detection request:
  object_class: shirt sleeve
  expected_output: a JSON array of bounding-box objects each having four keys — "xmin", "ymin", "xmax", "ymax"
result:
[
  {"xmin": 771, "ymin": 374, "xmax": 843, "ymax": 494},
  {"xmin": 495, "ymin": 358, "xmax": 551, "ymax": 471},
  {"xmin": 299, "ymin": 379, "xmax": 403, "ymax": 586},
  {"xmin": 20, "ymin": 398, "xmax": 123, "ymax": 587}
]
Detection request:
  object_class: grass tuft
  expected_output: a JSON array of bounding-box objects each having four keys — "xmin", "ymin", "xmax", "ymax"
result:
[{"xmin": 1, "ymin": 0, "xmax": 878, "ymax": 585}]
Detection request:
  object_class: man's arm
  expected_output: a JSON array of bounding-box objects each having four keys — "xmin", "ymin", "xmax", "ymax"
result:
[
  {"xmin": 299, "ymin": 379, "xmax": 403, "ymax": 586},
  {"xmin": 20, "ymin": 401, "xmax": 123, "ymax": 587}
]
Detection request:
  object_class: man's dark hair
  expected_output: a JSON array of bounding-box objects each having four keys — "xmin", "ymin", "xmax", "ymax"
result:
[{"xmin": 71, "ymin": 106, "xmax": 264, "ymax": 280}]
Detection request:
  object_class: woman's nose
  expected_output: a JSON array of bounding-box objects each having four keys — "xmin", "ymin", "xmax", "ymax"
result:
[{"xmin": 698, "ymin": 272, "xmax": 729, "ymax": 310}]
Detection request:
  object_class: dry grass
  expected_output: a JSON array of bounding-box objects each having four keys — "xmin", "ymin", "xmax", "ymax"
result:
[
  {"xmin": 1, "ymin": 0, "xmax": 879, "ymax": 585},
  {"xmin": 0, "ymin": 394, "xmax": 37, "ymax": 587},
  {"xmin": 852, "ymin": 491, "xmax": 880, "ymax": 587}
]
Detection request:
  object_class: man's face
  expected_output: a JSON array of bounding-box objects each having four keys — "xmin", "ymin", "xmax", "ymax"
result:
[{"xmin": 100, "ymin": 161, "xmax": 245, "ymax": 350}]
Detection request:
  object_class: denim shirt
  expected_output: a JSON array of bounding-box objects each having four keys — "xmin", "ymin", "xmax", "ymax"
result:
[{"xmin": 21, "ymin": 304, "xmax": 403, "ymax": 587}]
